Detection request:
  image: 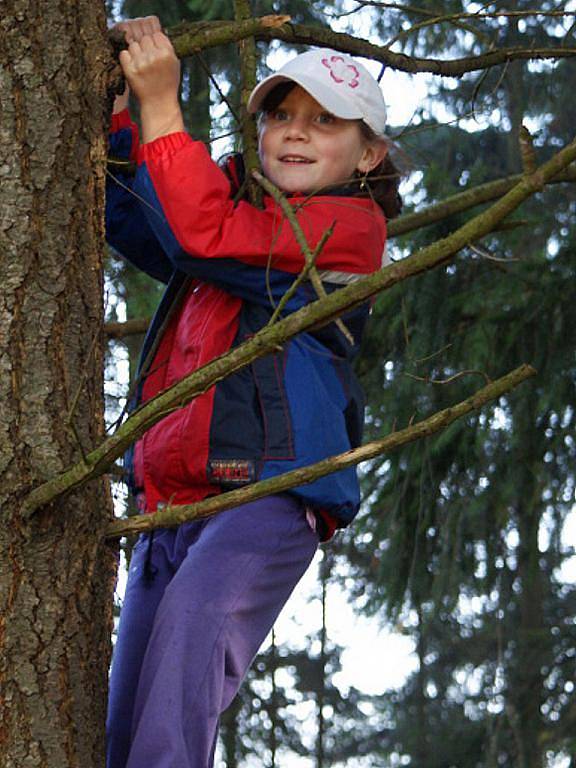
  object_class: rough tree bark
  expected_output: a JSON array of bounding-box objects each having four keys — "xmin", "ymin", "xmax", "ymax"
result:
[{"xmin": 0, "ymin": 3, "xmax": 116, "ymax": 766}]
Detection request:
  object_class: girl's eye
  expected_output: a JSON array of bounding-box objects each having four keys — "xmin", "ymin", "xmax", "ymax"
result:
[
  {"xmin": 317, "ymin": 112, "xmax": 336, "ymax": 125},
  {"xmin": 271, "ymin": 109, "xmax": 289, "ymax": 121}
]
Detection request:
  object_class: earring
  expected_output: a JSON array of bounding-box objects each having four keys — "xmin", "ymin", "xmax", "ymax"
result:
[{"xmin": 359, "ymin": 170, "xmax": 369, "ymax": 191}]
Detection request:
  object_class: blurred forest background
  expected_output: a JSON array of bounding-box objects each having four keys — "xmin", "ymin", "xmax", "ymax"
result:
[{"xmin": 103, "ymin": 2, "xmax": 576, "ymax": 766}]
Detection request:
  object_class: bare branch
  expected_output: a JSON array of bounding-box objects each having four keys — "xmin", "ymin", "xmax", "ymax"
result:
[
  {"xmin": 105, "ymin": 364, "xmax": 536, "ymax": 538},
  {"xmin": 194, "ymin": 51, "xmax": 241, "ymax": 125},
  {"xmin": 326, "ymin": 1, "xmax": 575, "ymax": 30},
  {"xmin": 381, "ymin": 4, "xmax": 494, "ymax": 50},
  {"xmin": 336, "ymin": 2, "xmax": 575, "ymax": 27},
  {"xmin": 21, "ymin": 134, "xmax": 576, "ymax": 517},
  {"xmin": 166, "ymin": 15, "xmax": 291, "ymax": 57},
  {"xmin": 404, "ymin": 369, "xmax": 491, "ymax": 386},
  {"xmin": 468, "ymin": 243, "xmax": 520, "ymax": 264},
  {"xmin": 161, "ymin": 19, "xmax": 576, "ymax": 78},
  {"xmin": 268, "ymin": 225, "xmax": 335, "ymax": 325}
]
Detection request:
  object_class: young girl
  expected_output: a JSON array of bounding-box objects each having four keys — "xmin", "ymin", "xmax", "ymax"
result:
[{"xmin": 106, "ymin": 16, "xmax": 400, "ymax": 768}]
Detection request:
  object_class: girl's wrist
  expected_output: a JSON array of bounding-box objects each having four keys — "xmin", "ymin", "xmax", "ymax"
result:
[
  {"xmin": 112, "ymin": 85, "xmax": 130, "ymax": 115},
  {"xmin": 140, "ymin": 101, "xmax": 185, "ymax": 143}
]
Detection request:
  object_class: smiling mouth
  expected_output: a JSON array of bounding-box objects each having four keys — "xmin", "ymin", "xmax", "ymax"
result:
[{"xmin": 279, "ymin": 156, "xmax": 314, "ymax": 164}]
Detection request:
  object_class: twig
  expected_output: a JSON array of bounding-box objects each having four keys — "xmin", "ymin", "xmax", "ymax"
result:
[
  {"xmin": 268, "ymin": 224, "xmax": 335, "ymax": 325},
  {"xmin": 412, "ymin": 343, "xmax": 452, "ymax": 365},
  {"xmin": 335, "ymin": 3, "xmax": 576, "ymax": 26},
  {"xmin": 252, "ymin": 170, "xmax": 354, "ymax": 344},
  {"xmin": 382, "ymin": 2, "xmax": 494, "ymax": 50},
  {"xmin": 468, "ymin": 243, "xmax": 520, "ymax": 263},
  {"xmin": 105, "ymin": 364, "xmax": 536, "ymax": 538},
  {"xmin": 404, "ymin": 369, "xmax": 491, "ymax": 386},
  {"xmin": 194, "ymin": 51, "xmax": 241, "ymax": 126}
]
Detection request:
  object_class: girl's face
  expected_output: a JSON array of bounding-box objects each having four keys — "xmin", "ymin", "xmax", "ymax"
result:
[{"xmin": 258, "ymin": 86, "xmax": 385, "ymax": 195}]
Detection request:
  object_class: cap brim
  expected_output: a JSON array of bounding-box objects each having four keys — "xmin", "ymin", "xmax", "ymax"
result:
[{"xmin": 247, "ymin": 73, "xmax": 363, "ymax": 120}]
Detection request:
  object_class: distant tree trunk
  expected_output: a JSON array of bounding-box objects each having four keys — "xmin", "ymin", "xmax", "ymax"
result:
[
  {"xmin": 414, "ymin": 605, "xmax": 429, "ymax": 768},
  {"xmin": 316, "ymin": 553, "xmax": 330, "ymax": 768},
  {"xmin": 508, "ymin": 393, "xmax": 546, "ymax": 768},
  {"xmin": 220, "ymin": 694, "xmax": 241, "ymax": 768},
  {"xmin": 269, "ymin": 630, "xmax": 278, "ymax": 768},
  {"xmin": 502, "ymin": 18, "xmax": 525, "ymax": 174},
  {"xmin": 0, "ymin": 2, "xmax": 116, "ymax": 766}
]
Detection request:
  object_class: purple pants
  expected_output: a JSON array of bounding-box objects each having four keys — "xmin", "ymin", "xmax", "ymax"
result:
[{"xmin": 106, "ymin": 495, "xmax": 318, "ymax": 768}]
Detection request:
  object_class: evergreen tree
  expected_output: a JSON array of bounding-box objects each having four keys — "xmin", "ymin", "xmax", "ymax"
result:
[
  {"xmin": 348, "ymin": 4, "xmax": 576, "ymax": 766},
  {"xmin": 102, "ymin": 2, "xmax": 576, "ymax": 764}
]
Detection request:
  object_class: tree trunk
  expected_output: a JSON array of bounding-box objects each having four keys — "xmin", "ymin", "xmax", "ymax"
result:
[
  {"xmin": 219, "ymin": 694, "xmax": 240, "ymax": 768},
  {"xmin": 0, "ymin": 2, "xmax": 116, "ymax": 766},
  {"xmin": 414, "ymin": 605, "xmax": 428, "ymax": 768},
  {"xmin": 316, "ymin": 552, "xmax": 330, "ymax": 768},
  {"xmin": 269, "ymin": 630, "xmax": 278, "ymax": 768},
  {"xmin": 507, "ymin": 389, "xmax": 546, "ymax": 768}
]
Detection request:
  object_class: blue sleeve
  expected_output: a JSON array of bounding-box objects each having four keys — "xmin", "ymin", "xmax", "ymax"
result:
[{"xmin": 106, "ymin": 127, "xmax": 174, "ymax": 285}]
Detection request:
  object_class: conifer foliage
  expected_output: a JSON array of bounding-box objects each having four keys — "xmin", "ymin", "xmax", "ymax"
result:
[{"xmin": 105, "ymin": 1, "xmax": 576, "ymax": 766}]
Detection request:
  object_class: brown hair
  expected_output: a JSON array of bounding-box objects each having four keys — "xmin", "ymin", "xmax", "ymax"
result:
[
  {"xmin": 358, "ymin": 123, "xmax": 403, "ymax": 220},
  {"xmin": 257, "ymin": 82, "xmax": 403, "ymax": 219}
]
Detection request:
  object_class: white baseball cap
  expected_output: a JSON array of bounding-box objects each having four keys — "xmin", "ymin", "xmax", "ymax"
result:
[{"xmin": 247, "ymin": 48, "xmax": 387, "ymax": 136}]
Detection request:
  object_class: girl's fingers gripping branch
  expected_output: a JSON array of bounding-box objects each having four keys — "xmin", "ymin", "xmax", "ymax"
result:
[
  {"xmin": 115, "ymin": 15, "xmax": 162, "ymax": 44},
  {"xmin": 119, "ymin": 31, "xmax": 184, "ymax": 144},
  {"xmin": 119, "ymin": 32, "xmax": 181, "ymax": 108},
  {"xmin": 112, "ymin": 16, "xmax": 163, "ymax": 114}
]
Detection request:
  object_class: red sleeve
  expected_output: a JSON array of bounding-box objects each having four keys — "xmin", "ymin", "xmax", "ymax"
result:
[{"xmin": 137, "ymin": 133, "xmax": 386, "ymax": 277}]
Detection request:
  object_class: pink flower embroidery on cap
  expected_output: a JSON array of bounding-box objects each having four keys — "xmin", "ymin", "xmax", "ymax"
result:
[{"xmin": 321, "ymin": 56, "xmax": 360, "ymax": 89}]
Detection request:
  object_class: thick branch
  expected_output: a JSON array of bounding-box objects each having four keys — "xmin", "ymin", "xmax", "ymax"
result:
[
  {"xmin": 166, "ymin": 15, "xmax": 290, "ymax": 57},
  {"xmin": 106, "ymin": 364, "xmax": 536, "ymax": 538},
  {"xmin": 22, "ymin": 135, "xmax": 576, "ymax": 516},
  {"xmin": 164, "ymin": 19, "xmax": 576, "ymax": 78},
  {"xmin": 257, "ymin": 24, "xmax": 576, "ymax": 76}
]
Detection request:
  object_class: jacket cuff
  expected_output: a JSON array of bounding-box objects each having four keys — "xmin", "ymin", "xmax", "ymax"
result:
[{"xmin": 137, "ymin": 132, "xmax": 192, "ymax": 165}]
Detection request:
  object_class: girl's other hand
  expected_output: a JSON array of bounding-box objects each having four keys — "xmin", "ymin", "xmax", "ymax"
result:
[
  {"xmin": 111, "ymin": 16, "xmax": 162, "ymax": 115},
  {"xmin": 119, "ymin": 31, "xmax": 184, "ymax": 143}
]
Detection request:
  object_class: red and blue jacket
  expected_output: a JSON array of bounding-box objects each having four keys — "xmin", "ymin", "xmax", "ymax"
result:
[{"xmin": 106, "ymin": 110, "xmax": 388, "ymax": 537}]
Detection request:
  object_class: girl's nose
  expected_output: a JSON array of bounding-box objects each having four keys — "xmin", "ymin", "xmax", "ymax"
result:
[{"xmin": 284, "ymin": 117, "xmax": 309, "ymax": 141}]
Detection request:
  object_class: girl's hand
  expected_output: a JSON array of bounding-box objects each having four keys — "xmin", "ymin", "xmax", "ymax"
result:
[
  {"xmin": 111, "ymin": 16, "xmax": 162, "ymax": 115},
  {"xmin": 119, "ymin": 29, "xmax": 184, "ymax": 143},
  {"xmin": 114, "ymin": 15, "xmax": 162, "ymax": 44},
  {"xmin": 119, "ymin": 31, "xmax": 180, "ymax": 111}
]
